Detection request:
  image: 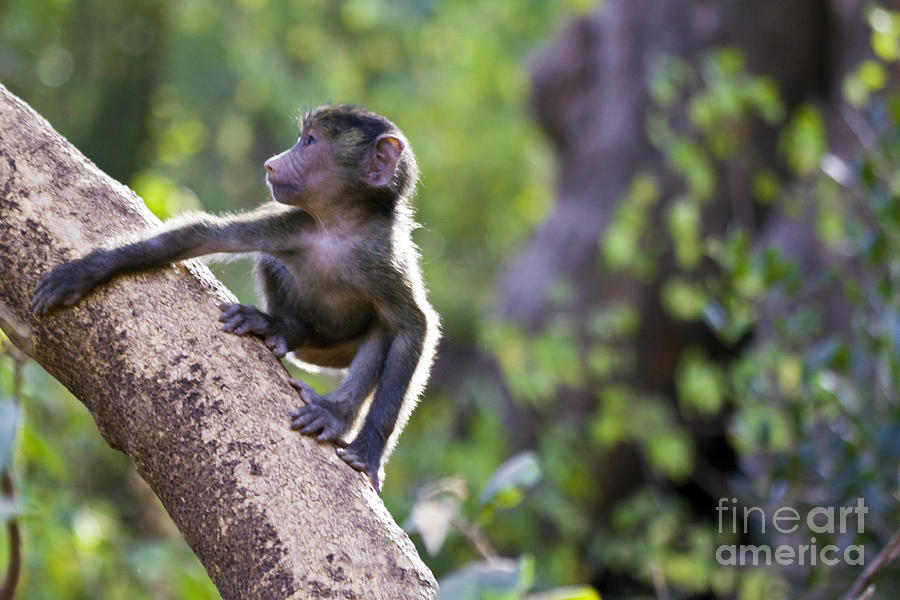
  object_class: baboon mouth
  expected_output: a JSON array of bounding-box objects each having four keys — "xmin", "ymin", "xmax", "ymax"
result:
[{"xmin": 267, "ymin": 180, "xmax": 301, "ymax": 200}]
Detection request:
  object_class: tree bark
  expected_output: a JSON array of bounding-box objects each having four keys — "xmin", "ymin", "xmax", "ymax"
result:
[{"xmin": 0, "ymin": 85, "xmax": 437, "ymax": 600}]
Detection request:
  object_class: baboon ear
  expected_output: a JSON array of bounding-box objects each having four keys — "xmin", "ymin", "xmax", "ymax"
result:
[{"xmin": 366, "ymin": 134, "xmax": 404, "ymax": 187}]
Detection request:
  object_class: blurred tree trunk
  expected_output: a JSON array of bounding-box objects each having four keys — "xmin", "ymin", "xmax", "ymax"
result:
[
  {"xmin": 501, "ymin": 0, "xmax": 889, "ymax": 504},
  {"xmin": 0, "ymin": 85, "xmax": 437, "ymax": 600},
  {"xmin": 68, "ymin": 0, "xmax": 169, "ymax": 183}
]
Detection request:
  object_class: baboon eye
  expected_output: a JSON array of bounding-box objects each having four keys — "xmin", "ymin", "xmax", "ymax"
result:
[{"xmin": 304, "ymin": 135, "xmax": 316, "ymax": 146}]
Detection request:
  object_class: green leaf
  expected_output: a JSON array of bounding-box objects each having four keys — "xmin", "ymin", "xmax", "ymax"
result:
[
  {"xmin": 687, "ymin": 94, "xmax": 716, "ymax": 132},
  {"xmin": 667, "ymin": 198, "xmax": 702, "ymax": 269},
  {"xmin": 649, "ymin": 56, "xmax": 694, "ymax": 107},
  {"xmin": 340, "ymin": 0, "xmax": 379, "ymax": 32},
  {"xmin": 644, "ymin": 430, "xmax": 693, "ymax": 481},
  {"xmin": 628, "ymin": 173, "xmax": 660, "ymax": 206},
  {"xmin": 842, "ymin": 72, "xmax": 870, "ymax": 108},
  {"xmin": 779, "ymin": 105, "xmax": 826, "ymax": 176},
  {"xmin": 872, "ymin": 30, "xmax": 900, "ymax": 60},
  {"xmin": 406, "ymin": 498, "xmax": 458, "ymax": 556},
  {"xmin": 869, "ymin": 6, "xmax": 900, "ymax": 35},
  {"xmin": 858, "ymin": 60, "xmax": 888, "ymax": 90},
  {"xmin": 590, "ymin": 386, "xmax": 629, "ymax": 448},
  {"xmin": 131, "ymin": 170, "xmax": 201, "ymax": 220},
  {"xmin": 751, "ymin": 171, "xmax": 780, "ymax": 203},
  {"xmin": 438, "ymin": 556, "xmax": 534, "ymax": 600},
  {"xmin": 668, "ymin": 140, "xmax": 715, "ymax": 199},
  {"xmin": 661, "ymin": 278, "xmax": 707, "ymax": 321},
  {"xmin": 602, "ymin": 222, "xmax": 638, "ymax": 270},
  {"xmin": 747, "ymin": 78, "xmax": 784, "ymax": 124},
  {"xmin": 677, "ymin": 351, "xmax": 725, "ymax": 415},
  {"xmin": 528, "ymin": 585, "xmax": 602, "ymax": 600},
  {"xmin": 870, "ymin": 8, "xmax": 900, "ymax": 59},
  {"xmin": 586, "ymin": 345, "xmax": 616, "ymax": 378},
  {"xmin": 704, "ymin": 47, "xmax": 745, "ymax": 78},
  {"xmin": 479, "ymin": 451, "xmax": 542, "ymax": 508},
  {"xmin": 0, "ymin": 401, "xmax": 19, "ymax": 473}
]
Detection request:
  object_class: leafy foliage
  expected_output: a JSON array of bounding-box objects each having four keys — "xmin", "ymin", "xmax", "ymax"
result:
[
  {"xmin": 480, "ymin": 7, "xmax": 900, "ymax": 600},
  {"xmin": 3, "ymin": 1, "xmax": 900, "ymax": 599}
]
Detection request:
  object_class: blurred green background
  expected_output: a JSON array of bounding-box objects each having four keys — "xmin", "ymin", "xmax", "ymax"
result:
[{"xmin": 2, "ymin": 0, "xmax": 900, "ymax": 599}]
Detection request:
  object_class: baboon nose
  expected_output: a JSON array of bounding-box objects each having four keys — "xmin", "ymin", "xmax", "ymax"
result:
[{"xmin": 264, "ymin": 158, "xmax": 276, "ymax": 174}]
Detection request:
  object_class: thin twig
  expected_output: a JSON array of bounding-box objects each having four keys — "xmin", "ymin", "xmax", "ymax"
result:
[
  {"xmin": 841, "ymin": 104, "xmax": 877, "ymax": 151},
  {"xmin": 0, "ymin": 344, "xmax": 22, "ymax": 600},
  {"xmin": 855, "ymin": 585, "xmax": 875, "ymax": 600},
  {"xmin": 650, "ymin": 562, "xmax": 670, "ymax": 600},
  {"xmin": 846, "ymin": 527, "xmax": 900, "ymax": 599},
  {"xmin": 449, "ymin": 516, "xmax": 498, "ymax": 560},
  {"xmin": 0, "ymin": 471, "xmax": 20, "ymax": 600},
  {"xmin": 8, "ymin": 347, "xmax": 25, "ymax": 406}
]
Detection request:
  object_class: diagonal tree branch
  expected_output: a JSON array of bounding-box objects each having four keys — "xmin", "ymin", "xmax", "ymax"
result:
[
  {"xmin": 846, "ymin": 527, "xmax": 900, "ymax": 600},
  {"xmin": 0, "ymin": 84, "xmax": 437, "ymax": 600}
]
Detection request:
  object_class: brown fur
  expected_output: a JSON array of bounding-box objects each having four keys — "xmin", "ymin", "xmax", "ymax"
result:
[{"xmin": 33, "ymin": 104, "xmax": 439, "ymax": 492}]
